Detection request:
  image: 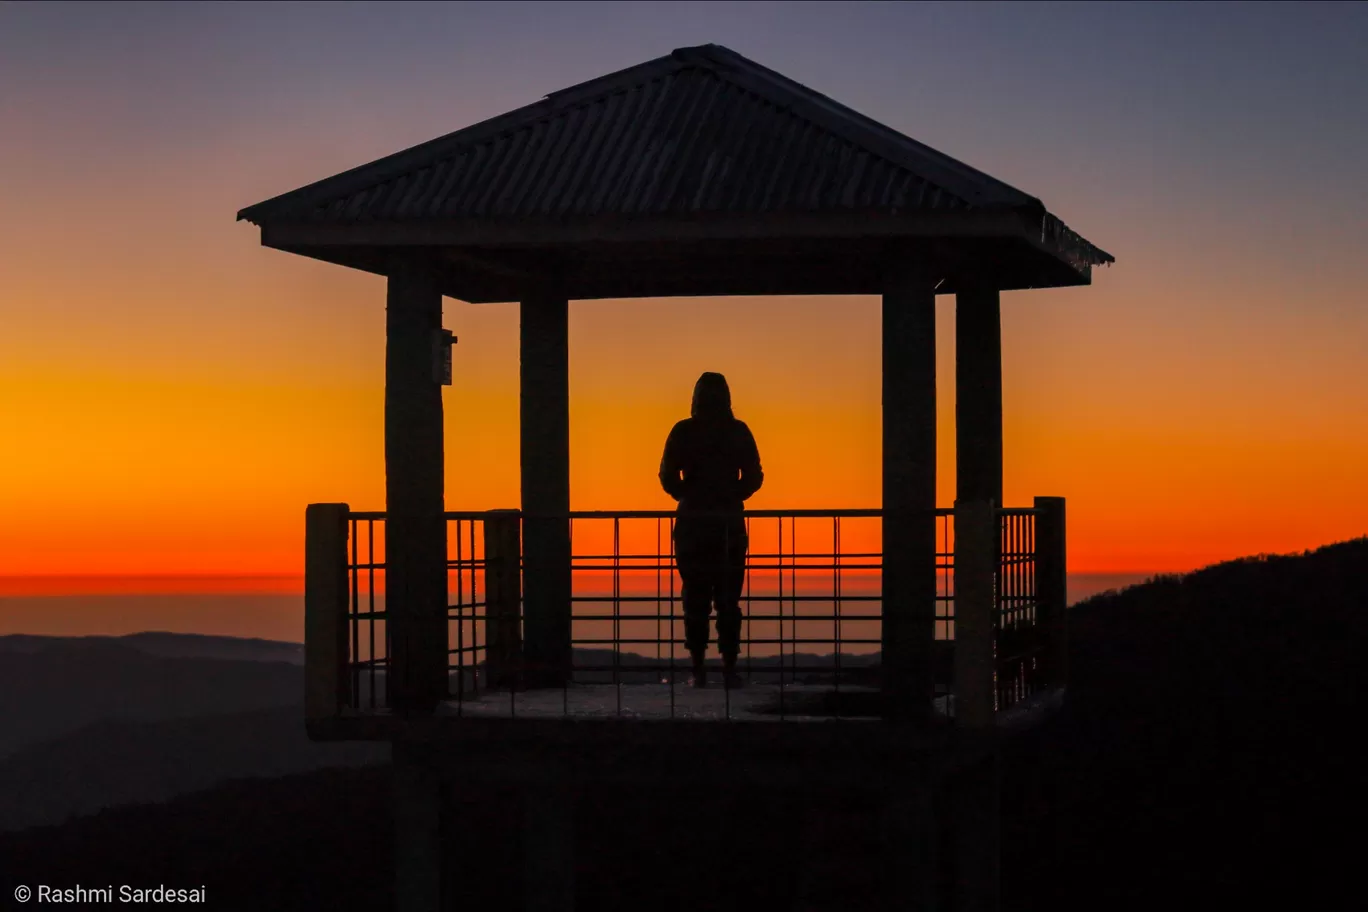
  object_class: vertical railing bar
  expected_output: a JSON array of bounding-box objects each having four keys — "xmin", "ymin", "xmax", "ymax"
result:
[
  {"xmin": 467, "ymin": 516, "xmax": 478, "ymax": 705},
  {"xmin": 1033, "ymin": 511, "xmax": 1039, "ymax": 692},
  {"xmin": 1020, "ymin": 513, "xmax": 1026, "ymax": 700},
  {"xmin": 789, "ymin": 515, "xmax": 798, "ymax": 697},
  {"xmin": 471, "ymin": 517, "xmax": 478, "ymax": 700},
  {"xmin": 1009, "ymin": 512, "xmax": 1016, "ymax": 705},
  {"xmin": 469, "ymin": 517, "xmax": 477, "ymax": 701},
  {"xmin": 1007, "ymin": 512, "xmax": 1013, "ymax": 708},
  {"xmin": 1016, "ymin": 512, "xmax": 1023, "ymax": 702},
  {"xmin": 1021, "ymin": 513, "xmax": 1027, "ymax": 698},
  {"xmin": 469, "ymin": 518, "xmax": 477, "ymax": 702},
  {"xmin": 1019, "ymin": 513, "xmax": 1026, "ymax": 700},
  {"xmin": 362, "ymin": 519, "xmax": 373, "ymax": 710},
  {"xmin": 945, "ymin": 512, "xmax": 952, "ymax": 702},
  {"xmin": 1014, "ymin": 513, "xmax": 1020, "ymax": 696},
  {"xmin": 1015, "ymin": 513, "xmax": 1021, "ymax": 628},
  {"xmin": 614, "ymin": 516, "xmax": 622, "ymax": 718},
  {"xmin": 1028, "ymin": 511, "xmax": 1034, "ymax": 694},
  {"xmin": 358, "ymin": 518, "xmax": 366, "ymax": 709},
  {"xmin": 944, "ymin": 512, "xmax": 950, "ymax": 705},
  {"xmin": 669, "ymin": 515, "xmax": 676, "ymax": 720},
  {"xmin": 563, "ymin": 517, "xmax": 572, "ymax": 718},
  {"xmin": 744, "ymin": 515, "xmax": 753, "ymax": 682},
  {"xmin": 833, "ymin": 515, "xmax": 842, "ymax": 719},
  {"xmin": 995, "ymin": 514, "xmax": 1006, "ymax": 711},
  {"xmin": 1002, "ymin": 512, "xmax": 1008, "ymax": 708},
  {"xmin": 479, "ymin": 518, "xmax": 488, "ymax": 698},
  {"xmin": 1005, "ymin": 512, "xmax": 1012, "ymax": 707},
  {"xmin": 454, "ymin": 518, "xmax": 464, "ymax": 705},
  {"xmin": 1031, "ymin": 512, "xmax": 1038, "ymax": 689},
  {"xmin": 723, "ymin": 520, "xmax": 731, "ymax": 722},
  {"xmin": 656, "ymin": 517, "xmax": 663, "ymax": 669},
  {"xmin": 466, "ymin": 519, "xmax": 476, "ymax": 699},
  {"xmin": 782, "ymin": 516, "xmax": 793, "ymax": 716},
  {"xmin": 349, "ymin": 518, "xmax": 359, "ymax": 710},
  {"xmin": 377, "ymin": 518, "xmax": 385, "ymax": 710},
  {"xmin": 1010, "ymin": 513, "xmax": 1016, "ymax": 705}
]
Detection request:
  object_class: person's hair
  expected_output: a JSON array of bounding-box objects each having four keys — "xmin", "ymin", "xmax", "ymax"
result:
[{"xmin": 690, "ymin": 371, "xmax": 734, "ymax": 420}]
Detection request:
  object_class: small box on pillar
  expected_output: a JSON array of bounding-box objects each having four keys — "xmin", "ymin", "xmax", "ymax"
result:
[{"xmin": 431, "ymin": 329, "xmax": 456, "ymax": 385}]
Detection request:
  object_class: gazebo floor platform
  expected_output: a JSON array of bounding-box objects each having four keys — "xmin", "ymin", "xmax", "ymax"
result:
[{"xmin": 439, "ymin": 682, "xmax": 948, "ymax": 722}]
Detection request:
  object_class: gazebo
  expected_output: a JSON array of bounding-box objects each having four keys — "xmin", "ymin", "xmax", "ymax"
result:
[{"xmin": 239, "ymin": 44, "xmax": 1110, "ymax": 912}]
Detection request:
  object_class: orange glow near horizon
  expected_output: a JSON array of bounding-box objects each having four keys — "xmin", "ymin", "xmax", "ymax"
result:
[{"xmin": 4, "ymin": 283, "xmax": 1367, "ymax": 598}]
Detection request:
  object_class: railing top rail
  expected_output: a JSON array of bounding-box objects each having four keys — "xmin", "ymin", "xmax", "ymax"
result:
[{"xmin": 346, "ymin": 508, "xmax": 964, "ymax": 520}]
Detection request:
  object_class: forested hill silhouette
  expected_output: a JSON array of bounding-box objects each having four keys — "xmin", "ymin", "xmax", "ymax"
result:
[
  {"xmin": 1002, "ymin": 536, "xmax": 1366, "ymax": 910},
  {"xmin": 0, "ymin": 709, "xmax": 386, "ymax": 832},
  {"xmin": 3, "ymin": 538, "xmax": 1363, "ymax": 910},
  {"xmin": 1065, "ymin": 536, "xmax": 1365, "ymax": 716}
]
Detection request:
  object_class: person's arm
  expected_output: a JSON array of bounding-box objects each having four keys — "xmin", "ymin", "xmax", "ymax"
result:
[
  {"xmin": 736, "ymin": 423, "xmax": 764, "ymax": 502},
  {"xmin": 659, "ymin": 422, "xmax": 686, "ymax": 501}
]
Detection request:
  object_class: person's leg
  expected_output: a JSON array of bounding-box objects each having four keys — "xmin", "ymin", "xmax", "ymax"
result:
[
  {"xmin": 679, "ymin": 564, "xmax": 710, "ymax": 681},
  {"xmin": 675, "ymin": 523, "xmax": 713, "ymax": 687},
  {"xmin": 716, "ymin": 524, "xmax": 748, "ymax": 684}
]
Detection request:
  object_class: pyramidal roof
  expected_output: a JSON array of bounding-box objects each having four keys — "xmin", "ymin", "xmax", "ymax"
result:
[{"xmin": 237, "ymin": 44, "xmax": 1110, "ymax": 269}]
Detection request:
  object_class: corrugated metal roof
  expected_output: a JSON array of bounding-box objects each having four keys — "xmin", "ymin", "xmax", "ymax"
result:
[{"xmin": 238, "ymin": 44, "xmax": 1112, "ymax": 267}]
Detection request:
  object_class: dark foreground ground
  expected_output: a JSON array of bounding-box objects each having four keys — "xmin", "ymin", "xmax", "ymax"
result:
[{"xmin": 3, "ymin": 538, "xmax": 1363, "ymax": 910}]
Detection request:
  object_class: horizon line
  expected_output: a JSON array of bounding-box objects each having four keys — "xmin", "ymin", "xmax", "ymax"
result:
[{"xmin": 0, "ymin": 569, "xmax": 1169, "ymax": 599}]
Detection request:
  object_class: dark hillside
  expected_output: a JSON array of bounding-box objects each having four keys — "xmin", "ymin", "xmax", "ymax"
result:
[
  {"xmin": 0, "ymin": 641, "xmax": 301, "ymax": 756},
  {"xmin": 1002, "ymin": 537, "xmax": 1367, "ymax": 909},
  {"xmin": 0, "ymin": 708, "xmax": 386, "ymax": 831}
]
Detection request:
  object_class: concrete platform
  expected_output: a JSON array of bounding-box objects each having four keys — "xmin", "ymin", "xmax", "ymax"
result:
[{"xmin": 440, "ymin": 682, "xmax": 941, "ymax": 722}]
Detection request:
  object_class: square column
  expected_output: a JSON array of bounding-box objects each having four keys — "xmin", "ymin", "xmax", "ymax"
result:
[
  {"xmin": 384, "ymin": 262, "xmax": 449, "ymax": 713},
  {"xmin": 521, "ymin": 289, "xmax": 572, "ymax": 686},
  {"xmin": 882, "ymin": 265, "xmax": 938, "ymax": 722},
  {"xmin": 955, "ymin": 285, "xmax": 1002, "ymax": 507}
]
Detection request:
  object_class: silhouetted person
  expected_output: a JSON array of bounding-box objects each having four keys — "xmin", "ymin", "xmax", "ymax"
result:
[{"xmin": 659, "ymin": 372, "xmax": 763, "ymax": 688}]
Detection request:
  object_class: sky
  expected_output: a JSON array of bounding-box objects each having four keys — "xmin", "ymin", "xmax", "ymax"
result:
[{"xmin": 2, "ymin": 1, "xmax": 1366, "ymax": 605}]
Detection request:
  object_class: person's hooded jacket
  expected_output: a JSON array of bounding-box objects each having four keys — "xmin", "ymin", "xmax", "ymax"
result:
[{"xmin": 658, "ymin": 372, "xmax": 763, "ymax": 513}]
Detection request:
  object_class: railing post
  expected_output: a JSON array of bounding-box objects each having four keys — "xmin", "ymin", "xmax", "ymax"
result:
[
  {"xmin": 1034, "ymin": 496, "xmax": 1068, "ymax": 690},
  {"xmin": 305, "ymin": 503, "xmax": 351, "ymax": 730},
  {"xmin": 484, "ymin": 510, "xmax": 523, "ymax": 690},
  {"xmin": 953, "ymin": 499, "xmax": 996, "ymax": 728}
]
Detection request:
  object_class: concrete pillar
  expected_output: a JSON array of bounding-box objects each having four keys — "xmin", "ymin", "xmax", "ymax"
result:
[
  {"xmin": 385, "ymin": 263, "xmax": 449, "ymax": 713},
  {"xmin": 483, "ymin": 509, "xmax": 523, "ymax": 690},
  {"xmin": 520, "ymin": 290, "xmax": 572, "ymax": 687},
  {"xmin": 953, "ymin": 499, "xmax": 997, "ymax": 728},
  {"xmin": 955, "ymin": 286, "xmax": 1002, "ymax": 508},
  {"xmin": 1034, "ymin": 496, "xmax": 1068, "ymax": 689},
  {"xmin": 881, "ymin": 777, "xmax": 940, "ymax": 911},
  {"xmin": 882, "ymin": 264, "xmax": 938, "ymax": 723},
  {"xmin": 305, "ymin": 503, "xmax": 351, "ymax": 727},
  {"xmin": 948, "ymin": 753, "xmax": 1002, "ymax": 912},
  {"xmin": 393, "ymin": 740, "xmax": 443, "ymax": 912},
  {"xmin": 523, "ymin": 782, "xmax": 575, "ymax": 912}
]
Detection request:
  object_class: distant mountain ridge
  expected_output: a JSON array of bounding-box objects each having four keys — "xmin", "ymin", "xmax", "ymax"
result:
[{"xmin": 0, "ymin": 631, "xmax": 303, "ymax": 664}]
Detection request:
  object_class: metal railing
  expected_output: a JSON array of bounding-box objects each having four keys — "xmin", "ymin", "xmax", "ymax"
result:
[
  {"xmin": 306, "ymin": 501, "xmax": 1067, "ymax": 725},
  {"xmin": 997, "ymin": 508, "xmax": 1042, "ymax": 710}
]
